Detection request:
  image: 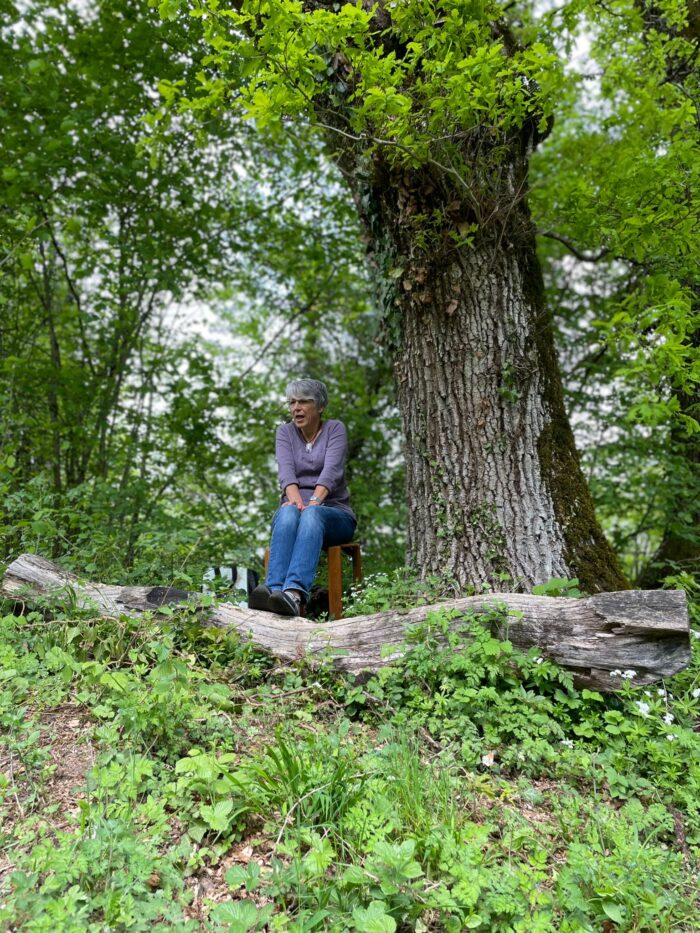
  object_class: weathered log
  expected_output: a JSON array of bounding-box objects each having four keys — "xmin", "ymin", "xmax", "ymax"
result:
[{"xmin": 0, "ymin": 553, "xmax": 691, "ymax": 692}]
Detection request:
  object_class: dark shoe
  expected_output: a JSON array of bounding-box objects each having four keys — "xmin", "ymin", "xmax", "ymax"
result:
[
  {"xmin": 248, "ymin": 584, "xmax": 273, "ymax": 611},
  {"xmin": 268, "ymin": 589, "xmax": 302, "ymax": 617}
]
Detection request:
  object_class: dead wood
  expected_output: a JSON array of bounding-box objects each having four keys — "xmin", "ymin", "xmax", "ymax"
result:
[{"xmin": 0, "ymin": 553, "xmax": 691, "ymax": 692}]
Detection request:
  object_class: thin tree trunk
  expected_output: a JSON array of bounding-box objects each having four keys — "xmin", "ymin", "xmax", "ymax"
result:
[{"xmin": 37, "ymin": 243, "xmax": 63, "ymax": 497}]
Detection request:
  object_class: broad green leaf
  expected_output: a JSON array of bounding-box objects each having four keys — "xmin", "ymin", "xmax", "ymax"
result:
[
  {"xmin": 352, "ymin": 901, "xmax": 396, "ymax": 933},
  {"xmin": 200, "ymin": 799, "xmax": 233, "ymax": 832}
]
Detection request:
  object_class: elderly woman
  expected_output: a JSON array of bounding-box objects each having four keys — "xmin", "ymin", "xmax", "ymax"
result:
[{"xmin": 249, "ymin": 379, "xmax": 356, "ymax": 616}]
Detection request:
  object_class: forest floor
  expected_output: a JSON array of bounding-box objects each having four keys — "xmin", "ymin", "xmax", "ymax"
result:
[{"xmin": 1, "ymin": 587, "xmax": 700, "ymax": 931}]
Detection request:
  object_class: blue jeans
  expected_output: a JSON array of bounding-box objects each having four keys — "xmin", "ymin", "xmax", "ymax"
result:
[{"xmin": 266, "ymin": 505, "xmax": 356, "ymax": 601}]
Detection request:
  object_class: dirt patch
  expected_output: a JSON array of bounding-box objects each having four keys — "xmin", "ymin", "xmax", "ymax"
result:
[
  {"xmin": 183, "ymin": 833, "xmax": 277, "ymax": 925},
  {"xmin": 37, "ymin": 704, "xmax": 96, "ymax": 825},
  {"xmin": 0, "ymin": 703, "xmax": 95, "ymax": 879}
]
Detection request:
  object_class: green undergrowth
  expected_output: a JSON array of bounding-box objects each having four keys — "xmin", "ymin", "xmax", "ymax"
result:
[{"xmin": 1, "ymin": 574, "xmax": 699, "ymax": 931}]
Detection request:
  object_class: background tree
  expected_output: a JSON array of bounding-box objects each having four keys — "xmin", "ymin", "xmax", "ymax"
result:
[
  {"xmin": 531, "ymin": 0, "xmax": 700, "ymax": 586},
  {"xmin": 0, "ymin": 0, "xmax": 404, "ymax": 582}
]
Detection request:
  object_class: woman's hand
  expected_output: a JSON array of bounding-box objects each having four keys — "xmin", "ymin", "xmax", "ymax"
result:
[{"xmin": 283, "ymin": 484, "xmax": 305, "ymax": 510}]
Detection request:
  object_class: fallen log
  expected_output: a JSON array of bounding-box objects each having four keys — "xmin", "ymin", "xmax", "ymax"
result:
[{"xmin": 0, "ymin": 553, "xmax": 691, "ymax": 692}]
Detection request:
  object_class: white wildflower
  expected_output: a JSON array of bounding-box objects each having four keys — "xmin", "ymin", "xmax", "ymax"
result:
[
  {"xmin": 666, "ymin": 734, "xmax": 676, "ymax": 741},
  {"xmin": 635, "ymin": 701, "xmax": 651, "ymax": 718},
  {"xmin": 690, "ymin": 629, "xmax": 700, "ymax": 640},
  {"xmin": 535, "ymin": 657, "xmax": 544, "ymax": 665},
  {"xmin": 663, "ymin": 712, "xmax": 675, "ymax": 726},
  {"xmin": 560, "ymin": 738, "xmax": 574, "ymax": 748},
  {"xmin": 692, "ymin": 688, "xmax": 700, "ymax": 699},
  {"xmin": 657, "ymin": 689, "xmax": 666, "ymax": 697},
  {"xmin": 610, "ymin": 669, "xmax": 622, "ymax": 678},
  {"xmin": 621, "ymin": 670, "xmax": 637, "ymax": 680}
]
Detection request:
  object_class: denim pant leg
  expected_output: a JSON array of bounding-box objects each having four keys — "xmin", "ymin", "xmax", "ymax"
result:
[
  {"xmin": 283, "ymin": 506, "xmax": 356, "ymax": 600},
  {"xmin": 266, "ymin": 506, "xmax": 301, "ymax": 590}
]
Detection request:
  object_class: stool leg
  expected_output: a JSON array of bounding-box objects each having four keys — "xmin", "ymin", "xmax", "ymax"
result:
[{"xmin": 327, "ymin": 546, "xmax": 343, "ymax": 620}]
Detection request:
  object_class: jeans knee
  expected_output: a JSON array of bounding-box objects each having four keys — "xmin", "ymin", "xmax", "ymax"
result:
[
  {"xmin": 273, "ymin": 506, "xmax": 300, "ymax": 533},
  {"xmin": 298, "ymin": 507, "xmax": 323, "ymax": 532}
]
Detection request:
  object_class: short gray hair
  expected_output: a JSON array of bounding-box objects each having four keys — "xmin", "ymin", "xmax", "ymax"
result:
[{"xmin": 285, "ymin": 379, "xmax": 328, "ymax": 411}]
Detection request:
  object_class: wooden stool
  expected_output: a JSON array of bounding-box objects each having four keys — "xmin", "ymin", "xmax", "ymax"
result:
[{"xmin": 263, "ymin": 542, "xmax": 362, "ymax": 620}]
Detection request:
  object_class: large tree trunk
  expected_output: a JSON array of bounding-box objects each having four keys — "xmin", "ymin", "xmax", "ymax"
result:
[
  {"xmin": 332, "ymin": 141, "xmax": 628, "ymax": 593},
  {"xmin": 1, "ymin": 554, "xmax": 690, "ymax": 692}
]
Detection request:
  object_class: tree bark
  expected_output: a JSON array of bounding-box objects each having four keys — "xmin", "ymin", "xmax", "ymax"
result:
[
  {"xmin": 329, "ymin": 138, "xmax": 628, "ymax": 593},
  {"xmin": 1, "ymin": 554, "xmax": 690, "ymax": 692}
]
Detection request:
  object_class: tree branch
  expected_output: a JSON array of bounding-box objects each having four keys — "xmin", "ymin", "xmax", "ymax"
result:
[{"xmin": 537, "ymin": 230, "xmax": 611, "ymax": 262}]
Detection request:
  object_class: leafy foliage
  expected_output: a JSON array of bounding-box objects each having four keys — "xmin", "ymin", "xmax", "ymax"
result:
[
  {"xmin": 531, "ymin": 0, "xmax": 700, "ymax": 581},
  {"xmin": 1, "ymin": 582, "xmax": 699, "ymax": 929},
  {"xmin": 0, "ymin": 0, "xmax": 405, "ymax": 585}
]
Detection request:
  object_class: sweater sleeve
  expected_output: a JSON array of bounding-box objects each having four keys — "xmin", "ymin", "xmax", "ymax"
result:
[
  {"xmin": 316, "ymin": 421, "xmax": 348, "ymax": 494},
  {"xmin": 276, "ymin": 424, "xmax": 298, "ymax": 492}
]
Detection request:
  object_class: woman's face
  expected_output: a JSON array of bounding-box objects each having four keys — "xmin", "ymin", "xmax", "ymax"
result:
[{"xmin": 289, "ymin": 396, "xmax": 322, "ymax": 432}]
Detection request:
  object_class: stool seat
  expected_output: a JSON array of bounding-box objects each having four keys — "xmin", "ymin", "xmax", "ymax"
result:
[{"xmin": 263, "ymin": 541, "xmax": 362, "ymax": 619}]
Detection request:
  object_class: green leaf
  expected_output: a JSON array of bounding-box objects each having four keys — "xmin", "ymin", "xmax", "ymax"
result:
[
  {"xmin": 352, "ymin": 901, "xmax": 397, "ymax": 933},
  {"xmin": 225, "ymin": 865, "xmax": 249, "ymax": 889},
  {"xmin": 602, "ymin": 901, "xmax": 625, "ymax": 924},
  {"xmin": 342, "ymin": 865, "xmax": 367, "ymax": 885},
  {"xmin": 158, "ymin": 0, "xmax": 183, "ymax": 20},
  {"xmin": 200, "ymin": 799, "xmax": 233, "ymax": 832},
  {"xmin": 209, "ymin": 899, "xmax": 259, "ymax": 931}
]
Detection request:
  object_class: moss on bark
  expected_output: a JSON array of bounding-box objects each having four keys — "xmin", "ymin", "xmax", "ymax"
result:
[{"xmin": 524, "ymin": 239, "xmax": 629, "ymax": 593}]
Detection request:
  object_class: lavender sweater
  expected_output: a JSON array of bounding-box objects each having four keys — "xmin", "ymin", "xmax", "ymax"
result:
[{"xmin": 276, "ymin": 419, "xmax": 356, "ymax": 521}]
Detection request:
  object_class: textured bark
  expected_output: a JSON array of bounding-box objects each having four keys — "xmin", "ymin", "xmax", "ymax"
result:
[
  {"xmin": 305, "ymin": 0, "xmax": 628, "ymax": 592},
  {"xmin": 1, "ymin": 554, "xmax": 690, "ymax": 691},
  {"xmin": 329, "ymin": 139, "xmax": 628, "ymax": 592}
]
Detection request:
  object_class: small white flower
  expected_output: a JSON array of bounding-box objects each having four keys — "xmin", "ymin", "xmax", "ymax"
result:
[
  {"xmin": 644, "ymin": 691, "xmax": 651, "ymax": 698},
  {"xmin": 663, "ymin": 712, "xmax": 674, "ymax": 726},
  {"xmin": 610, "ymin": 669, "xmax": 622, "ymax": 677},
  {"xmin": 535, "ymin": 657, "xmax": 544, "ymax": 665},
  {"xmin": 635, "ymin": 701, "xmax": 651, "ymax": 718},
  {"xmin": 666, "ymin": 734, "xmax": 676, "ymax": 741},
  {"xmin": 621, "ymin": 669, "xmax": 637, "ymax": 680},
  {"xmin": 560, "ymin": 738, "xmax": 574, "ymax": 748},
  {"xmin": 692, "ymin": 688, "xmax": 700, "ymax": 699},
  {"xmin": 690, "ymin": 629, "xmax": 700, "ymax": 640},
  {"xmin": 657, "ymin": 689, "xmax": 666, "ymax": 697}
]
